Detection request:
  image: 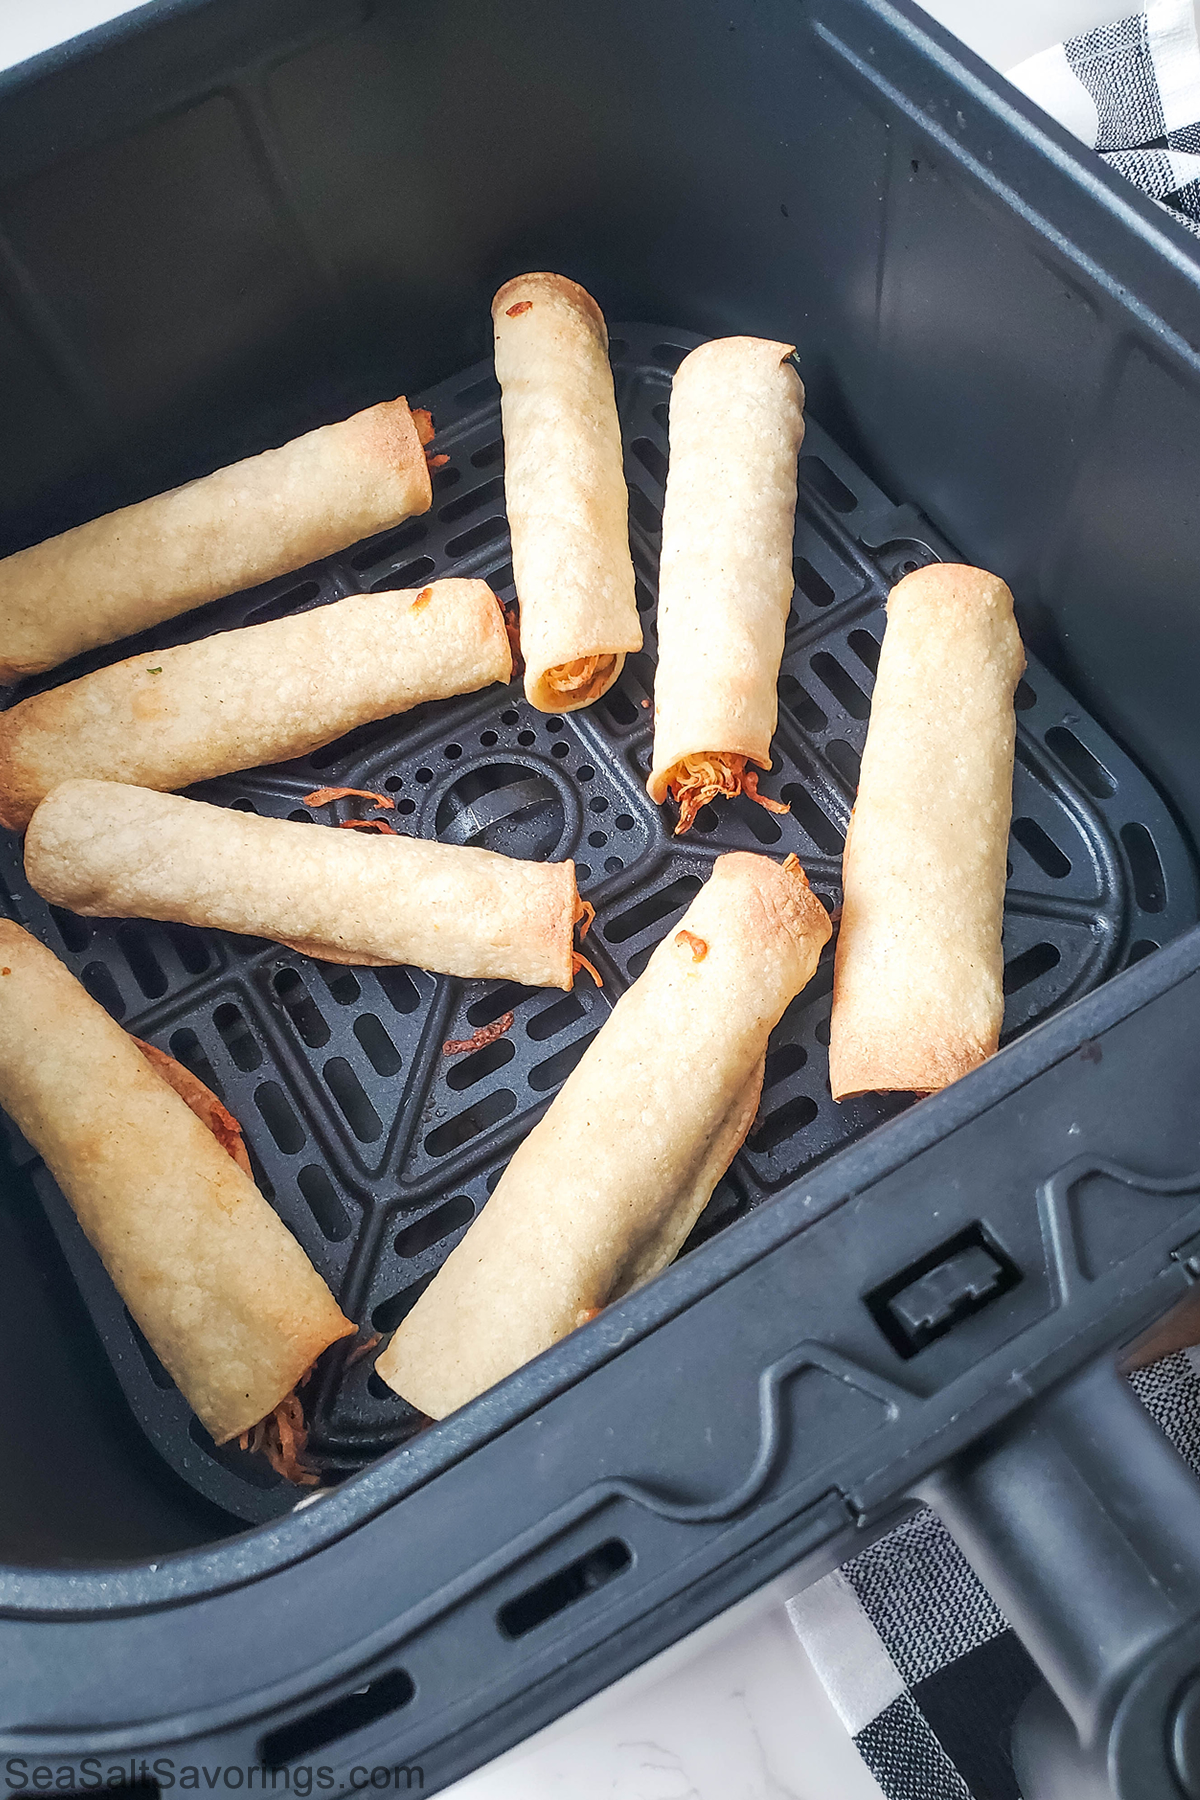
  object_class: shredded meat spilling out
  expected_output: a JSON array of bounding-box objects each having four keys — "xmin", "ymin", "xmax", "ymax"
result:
[
  {"xmin": 303, "ymin": 787, "xmax": 394, "ymax": 811},
  {"xmin": 134, "ymin": 1037, "xmax": 326, "ymax": 1488},
  {"xmin": 344, "ymin": 1332, "xmax": 382, "ymax": 1369},
  {"xmin": 544, "ymin": 654, "xmax": 617, "ymax": 704},
  {"xmin": 665, "ymin": 752, "xmax": 791, "ymax": 836},
  {"xmin": 239, "ymin": 1390, "xmax": 320, "ymax": 1486},
  {"xmin": 675, "ymin": 929, "xmax": 708, "ymax": 962},
  {"xmin": 572, "ymin": 950, "xmax": 602, "ymax": 987},
  {"xmin": 502, "ymin": 603, "xmax": 524, "ymax": 678},
  {"xmin": 411, "ymin": 406, "xmax": 448, "ymax": 468},
  {"xmin": 337, "ymin": 818, "xmax": 398, "ymax": 834},
  {"xmin": 570, "ymin": 894, "xmax": 601, "ymax": 987},
  {"xmin": 133, "ymin": 1038, "xmax": 252, "ymax": 1177},
  {"xmin": 443, "ymin": 1013, "xmax": 515, "ymax": 1056}
]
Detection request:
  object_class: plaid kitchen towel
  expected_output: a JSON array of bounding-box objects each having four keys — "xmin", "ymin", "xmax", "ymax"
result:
[
  {"xmin": 788, "ymin": 1350, "xmax": 1200, "ymax": 1800},
  {"xmin": 1006, "ymin": 0, "xmax": 1200, "ymax": 235}
]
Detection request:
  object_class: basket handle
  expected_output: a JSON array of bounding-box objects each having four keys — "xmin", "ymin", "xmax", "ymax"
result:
[{"xmin": 920, "ymin": 1355, "xmax": 1200, "ymax": 1799}]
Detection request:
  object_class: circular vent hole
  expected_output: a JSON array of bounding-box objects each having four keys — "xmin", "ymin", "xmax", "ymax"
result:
[{"xmin": 435, "ymin": 763, "xmax": 567, "ymax": 858}]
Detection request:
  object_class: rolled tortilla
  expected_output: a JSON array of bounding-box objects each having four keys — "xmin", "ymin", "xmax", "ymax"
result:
[
  {"xmin": 648, "ymin": 338, "xmax": 805, "ymax": 832},
  {"xmin": 377, "ymin": 851, "xmax": 831, "ymax": 1418},
  {"xmin": 493, "ymin": 273, "xmax": 641, "ymax": 711},
  {"xmin": 0, "ymin": 397, "xmax": 435, "ymax": 683},
  {"xmin": 25, "ymin": 781, "xmax": 585, "ymax": 990},
  {"xmin": 0, "ymin": 921, "xmax": 354, "ymax": 1444},
  {"xmin": 0, "ymin": 579, "xmax": 511, "ymax": 832},
  {"xmin": 828, "ymin": 563, "xmax": 1025, "ymax": 1100},
  {"xmin": 132, "ymin": 1036, "xmax": 253, "ymax": 1178}
]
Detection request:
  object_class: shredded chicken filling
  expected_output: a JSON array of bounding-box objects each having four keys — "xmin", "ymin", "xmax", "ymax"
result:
[
  {"xmin": 502, "ymin": 604, "xmax": 524, "ymax": 677},
  {"xmin": 239, "ymin": 1389, "xmax": 320, "ymax": 1486},
  {"xmin": 544, "ymin": 654, "xmax": 617, "ymax": 704},
  {"xmin": 134, "ymin": 1037, "xmax": 326, "ymax": 1487},
  {"xmin": 443, "ymin": 1013, "xmax": 515, "ymax": 1055},
  {"xmin": 133, "ymin": 1038, "xmax": 252, "ymax": 1176},
  {"xmin": 303, "ymin": 787, "xmax": 394, "ymax": 810},
  {"xmin": 664, "ymin": 752, "xmax": 790, "ymax": 836},
  {"xmin": 411, "ymin": 406, "xmax": 448, "ymax": 468},
  {"xmin": 571, "ymin": 893, "xmax": 601, "ymax": 987}
]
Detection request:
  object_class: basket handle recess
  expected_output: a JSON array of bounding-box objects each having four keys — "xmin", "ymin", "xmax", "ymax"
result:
[{"xmin": 920, "ymin": 1355, "xmax": 1200, "ymax": 1800}]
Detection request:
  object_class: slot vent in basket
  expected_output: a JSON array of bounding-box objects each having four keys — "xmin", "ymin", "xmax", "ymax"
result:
[
  {"xmin": 424, "ymin": 1089, "xmax": 518, "ymax": 1158},
  {"xmin": 242, "ymin": 580, "xmax": 322, "ymax": 627},
  {"xmin": 3, "ymin": 322, "xmax": 1190, "ymax": 1521},
  {"xmin": 298, "ymin": 1165, "xmax": 351, "ymax": 1241}
]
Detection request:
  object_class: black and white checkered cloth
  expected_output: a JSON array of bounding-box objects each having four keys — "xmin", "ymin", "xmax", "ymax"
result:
[
  {"xmin": 1006, "ymin": 0, "xmax": 1200, "ymax": 235},
  {"xmin": 788, "ymin": 1350, "xmax": 1200, "ymax": 1799},
  {"xmin": 1007, "ymin": 0, "xmax": 1200, "ymax": 235}
]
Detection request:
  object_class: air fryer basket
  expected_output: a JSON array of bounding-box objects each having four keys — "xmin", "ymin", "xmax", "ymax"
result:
[
  {"xmin": 8, "ymin": 1, "xmax": 1200, "ymax": 1797},
  {"xmin": 4, "ymin": 323, "xmax": 1187, "ymax": 1524}
]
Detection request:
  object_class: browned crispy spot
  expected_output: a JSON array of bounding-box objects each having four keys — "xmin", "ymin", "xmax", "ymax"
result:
[
  {"xmin": 132, "ymin": 1037, "xmax": 252, "ymax": 1177},
  {"xmin": 675, "ymin": 929, "xmax": 708, "ymax": 962},
  {"xmin": 411, "ymin": 586, "xmax": 435, "ymax": 613},
  {"xmin": 337, "ymin": 818, "xmax": 398, "ymax": 834},
  {"xmin": 443, "ymin": 1013, "xmax": 515, "ymax": 1055},
  {"xmin": 506, "ymin": 300, "xmax": 534, "ymax": 316},
  {"xmin": 1, "ymin": 968, "xmax": 9, "ymax": 977},
  {"xmin": 303, "ymin": 786, "xmax": 394, "ymax": 810},
  {"xmin": 665, "ymin": 752, "xmax": 791, "ymax": 835}
]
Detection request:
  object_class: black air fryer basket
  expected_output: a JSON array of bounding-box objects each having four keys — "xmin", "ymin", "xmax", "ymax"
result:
[{"xmin": 6, "ymin": 3, "xmax": 1200, "ymax": 1797}]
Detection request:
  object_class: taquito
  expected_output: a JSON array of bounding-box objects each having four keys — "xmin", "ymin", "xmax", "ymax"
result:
[
  {"xmin": 493, "ymin": 273, "xmax": 641, "ymax": 711},
  {"xmin": 0, "ymin": 921, "xmax": 353, "ymax": 1445},
  {"xmin": 377, "ymin": 851, "xmax": 831, "ymax": 1418},
  {"xmin": 829, "ymin": 563, "xmax": 1025, "ymax": 1099},
  {"xmin": 0, "ymin": 396, "xmax": 435, "ymax": 682},
  {"xmin": 648, "ymin": 337, "xmax": 806, "ymax": 832},
  {"xmin": 0, "ymin": 579, "xmax": 511, "ymax": 831},
  {"xmin": 25, "ymin": 781, "xmax": 587, "ymax": 990}
]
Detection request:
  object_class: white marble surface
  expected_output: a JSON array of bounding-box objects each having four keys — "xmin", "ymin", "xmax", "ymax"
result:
[
  {"xmin": 0, "ymin": 0, "xmax": 1128, "ymax": 1795},
  {"xmin": 0, "ymin": 0, "xmax": 152, "ymax": 73},
  {"xmin": 445, "ymin": 1598, "xmax": 885, "ymax": 1800}
]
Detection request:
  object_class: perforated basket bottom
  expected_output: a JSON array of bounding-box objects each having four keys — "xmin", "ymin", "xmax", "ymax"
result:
[{"xmin": 0, "ymin": 325, "xmax": 1194, "ymax": 1523}]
